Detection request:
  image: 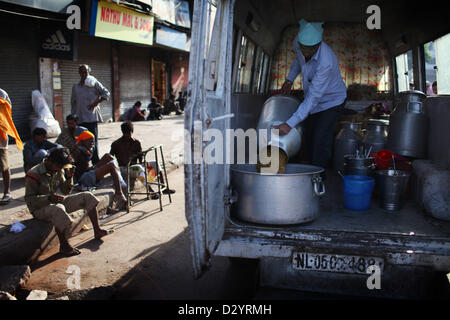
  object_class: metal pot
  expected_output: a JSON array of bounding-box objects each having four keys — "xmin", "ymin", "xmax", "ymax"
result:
[
  {"xmin": 387, "ymin": 90, "xmax": 428, "ymax": 158},
  {"xmin": 361, "ymin": 119, "xmax": 389, "ymax": 154},
  {"xmin": 230, "ymin": 164, "xmax": 325, "ymax": 225},
  {"xmin": 375, "ymin": 170, "xmax": 411, "ymax": 211},
  {"xmin": 333, "ymin": 122, "xmax": 362, "ymax": 171},
  {"xmin": 343, "ymin": 155, "xmax": 376, "ymax": 177},
  {"xmin": 256, "ymin": 95, "xmax": 303, "ymax": 159}
]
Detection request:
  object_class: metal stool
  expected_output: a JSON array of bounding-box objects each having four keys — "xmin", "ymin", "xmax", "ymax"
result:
[{"xmin": 126, "ymin": 144, "xmax": 172, "ymax": 212}]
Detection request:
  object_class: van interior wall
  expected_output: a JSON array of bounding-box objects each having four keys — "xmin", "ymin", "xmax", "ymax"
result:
[{"xmin": 235, "ymin": 0, "xmax": 450, "ymax": 56}]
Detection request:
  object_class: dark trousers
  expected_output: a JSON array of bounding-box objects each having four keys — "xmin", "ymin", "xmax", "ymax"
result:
[
  {"xmin": 80, "ymin": 121, "xmax": 100, "ymax": 165},
  {"xmin": 302, "ymin": 101, "xmax": 345, "ymax": 169}
]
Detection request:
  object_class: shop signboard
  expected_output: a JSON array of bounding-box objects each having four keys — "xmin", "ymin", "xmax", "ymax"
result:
[
  {"xmin": 39, "ymin": 22, "xmax": 78, "ymax": 60},
  {"xmin": 90, "ymin": 0, "xmax": 154, "ymax": 46}
]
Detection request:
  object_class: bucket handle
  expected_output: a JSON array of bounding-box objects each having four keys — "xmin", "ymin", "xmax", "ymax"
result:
[{"xmin": 312, "ymin": 176, "xmax": 326, "ymax": 197}]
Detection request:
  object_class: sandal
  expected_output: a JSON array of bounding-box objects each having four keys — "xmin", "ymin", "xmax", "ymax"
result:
[{"xmin": 0, "ymin": 194, "xmax": 12, "ymax": 205}]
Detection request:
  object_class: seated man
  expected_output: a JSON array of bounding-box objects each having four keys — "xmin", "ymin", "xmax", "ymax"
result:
[
  {"xmin": 163, "ymin": 94, "xmax": 182, "ymax": 115},
  {"xmin": 110, "ymin": 121, "xmax": 142, "ymax": 167},
  {"xmin": 147, "ymin": 97, "xmax": 163, "ymax": 120},
  {"xmin": 110, "ymin": 121, "xmax": 175, "ymax": 196},
  {"xmin": 72, "ymin": 130, "xmax": 127, "ymax": 208},
  {"xmin": 56, "ymin": 114, "xmax": 87, "ymax": 152},
  {"xmin": 129, "ymin": 101, "xmax": 146, "ymax": 122},
  {"xmin": 23, "ymin": 127, "xmax": 60, "ymax": 173},
  {"xmin": 24, "ymin": 147, "xmax": 111, "ymax": 256}
]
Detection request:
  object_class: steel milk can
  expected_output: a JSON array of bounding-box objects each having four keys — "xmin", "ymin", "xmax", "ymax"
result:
[
  {"xmin": 333, "ymin": 121, "xmax": 362, "ymax": 171},
  {"xmin": 361, "ymin": 119, "xmax": 389, "ymax": 154},
  {"xmin": 387, "ymin": 90, "xmax": 428, "ymax": 158}
]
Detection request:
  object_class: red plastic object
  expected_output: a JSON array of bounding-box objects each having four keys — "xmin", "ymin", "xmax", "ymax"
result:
[{"xmin": 372, "ymin": 149, "xmax": 393, "ymax": 170}]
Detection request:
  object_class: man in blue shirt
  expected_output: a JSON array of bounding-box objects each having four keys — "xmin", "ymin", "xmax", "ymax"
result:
[
  {"xmin": 274, "ymin": 19, "xmax": 347, "ymax": 169},
  {"xmin": 23, "ymin": 127, "xmax": 60, "ymax": 173}
]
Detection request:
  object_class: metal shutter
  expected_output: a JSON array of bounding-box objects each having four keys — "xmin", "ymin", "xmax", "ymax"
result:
[
  {"xmin": 0, "ymin": 14, "xmax": 39, "ymax": 140},
  {"xmin": 60, "ymin": 33, "xmax": 113, "ymax": 124},
  {"xmin": 119, "ymin": 43, "xmax": 151, "ymax": 115}
]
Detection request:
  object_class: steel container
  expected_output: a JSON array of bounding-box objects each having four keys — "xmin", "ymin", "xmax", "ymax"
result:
[
  {"xmin": 256, "ymin": 94, "xmax": 303, "ymax": 159},
  {"xmin": 387, "ymin": 90, "xmax": 428, "ymax": 158},
  {"xmin": 333, "ymin": 122, "xmax": 362, "ymax": 171},
  {"xmin": 230, "ymin": 164, "xmax": 325, "ymax": 225},
  {"xmin": 375, "ymin": 170, "xmax": 411, "ymax": 211},
  {"xmin": 343, "ymin": 155, "xmax": 376, "ymax": 177},
  {"xmin": 361, "ymin": 119, "xmax": 389, "ymax": 154}
]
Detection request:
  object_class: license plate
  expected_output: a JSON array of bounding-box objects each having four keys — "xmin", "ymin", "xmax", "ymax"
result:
[{"xmin": 292, "ymin": 252, "xmax": 384, "ymax": 275}]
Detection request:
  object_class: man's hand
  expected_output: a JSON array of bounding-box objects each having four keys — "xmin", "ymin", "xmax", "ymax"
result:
[
  {"xmin": 88, "ymin": 102, "xmax": 99, "ymax": 111},
  {"xmin": 64, "ymin": 166, "xmax": 75, "ymax": 179},
  {"xmin": 281, "ymin": 80, "xmax": 293, "ymax": 94},
  {"xmin": 49, "ymin": 194, "xmax": 65, "ymax": 204},
  {"xmin": 271, "ymin": 123, "xmax": 292, "ymax": 136}
]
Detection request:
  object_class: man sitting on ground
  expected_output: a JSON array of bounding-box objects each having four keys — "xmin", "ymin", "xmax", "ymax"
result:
[
  {"xmin": 110, "ymin": 121, "xmax": 175, "ymax": 196},
  {"xmin": 163, "ymin": 94, "xmax": 182, "ymax": 115},
  {"xmin": 23, "ymin": 127, "xmax": 60, "ymax": 173},
  {"xmin": 25, "ymin": 147, "xmax": 112, "ymax": 256},
  {"xmin": 56, "ymin": 114, "xmax": 87, "ymax": 152},
  {"xmin": 72, "ymin": 130, "xmax": 127, "ymax": 209},
  {"xmin": 129, "ymin": 101, "xmax": 146, "ymax": 122},
  {"xmin": 147, "ymin": 98, "xmax": 163, "ymax": 120}
]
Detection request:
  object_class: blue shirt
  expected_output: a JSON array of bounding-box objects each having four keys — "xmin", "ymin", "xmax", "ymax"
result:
[
  {"xmin": 286, "ymin": 41, "xmax": 347, "ymax": 128},
  {"xmin": 23, "ymin": 140, "xmax": 60, "ymax": 173}
]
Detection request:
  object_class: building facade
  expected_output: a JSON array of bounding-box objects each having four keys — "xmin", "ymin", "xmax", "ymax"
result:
[{"xmin": 0, "ymin": 0, "xmax": 191, "ymax": 140}]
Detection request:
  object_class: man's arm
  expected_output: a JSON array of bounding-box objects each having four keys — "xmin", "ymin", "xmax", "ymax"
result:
[
  {"xmin": 24, "ymin": 173, "xmax": 50, "ymax": 211},
  {"xmin": 23, "ymin": 144, "xmax": 33, "ymax": 173},
  {"xmin": 89, "ymin": 79, "xmax": 111, "ymax": 111},
  {"xmin": 286, "ymin": 63, "xmax": 334, "ymax": 129},
  {"xmin": 59, "ymin": 171, "xmax": 73, "ymax": 195},
  {"xmin": 281, "ymin": 41, "xmax": 302, "ymax": 94}
]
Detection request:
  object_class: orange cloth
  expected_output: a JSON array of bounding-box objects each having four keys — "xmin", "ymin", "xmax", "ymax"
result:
[
  {"xmin": 75, "ymin": 130, "xmax": 95, "ymax": 144},
  {"xmin": 0, "ymin": 98, "xmax": 23, "ymax": 150}
]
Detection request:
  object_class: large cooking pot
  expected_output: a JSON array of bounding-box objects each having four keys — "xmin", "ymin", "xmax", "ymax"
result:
[
  {"xmin": 256, "ymin": 95, "xmax": 303, "ymax": 159},
  {"xmin": 230, "ymin": 164, "xmax": 325, "ymax": 225}
]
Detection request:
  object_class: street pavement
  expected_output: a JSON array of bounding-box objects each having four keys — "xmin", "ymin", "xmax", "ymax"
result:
[{"xmin": 5, "ymin": 114, "xmax": 259, "ymax": 300}]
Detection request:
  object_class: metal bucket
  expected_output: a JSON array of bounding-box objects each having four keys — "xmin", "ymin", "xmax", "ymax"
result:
[
  {"xmin": 343, "ymin": 155, "xmax": 376, "ymax": 177},
  {"xmin": 230, "ymin": 164, "xmax": 325, "ymax": 225},
  {"xmin": 375, "ymin": 170, "xmax": 411, "ymax": 211},
  {"xmin": 256, "ymin": 95, "xmax": 303, "ymax": 159}
]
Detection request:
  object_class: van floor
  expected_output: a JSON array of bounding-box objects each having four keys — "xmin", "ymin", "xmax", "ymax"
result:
[{"xmin": 227, "ymin": 170, "xmax": 450, "ymax": 238}]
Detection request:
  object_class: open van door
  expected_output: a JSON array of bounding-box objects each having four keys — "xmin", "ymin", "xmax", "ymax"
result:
[{"xmin": 185, "ymin": 0, "xmax": 235, "ymax": 279}]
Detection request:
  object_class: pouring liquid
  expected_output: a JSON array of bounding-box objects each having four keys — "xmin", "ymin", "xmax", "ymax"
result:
[{"xmin": 256, "ymin": 146, "xmax": 289, "ymax": 174}]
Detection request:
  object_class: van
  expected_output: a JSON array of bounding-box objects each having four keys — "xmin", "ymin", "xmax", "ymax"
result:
[{"xmin": 184, "ymin": 0, "xmax": 450, "ymax": 298}]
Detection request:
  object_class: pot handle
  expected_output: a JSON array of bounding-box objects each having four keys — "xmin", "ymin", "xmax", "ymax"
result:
[{"xmin": 312, "ymin": 176, "xmax": 326, "ymax": 197}]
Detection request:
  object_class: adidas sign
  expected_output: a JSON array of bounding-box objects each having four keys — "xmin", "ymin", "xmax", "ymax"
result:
[{"xmin": 42, "ymin": 30, "xmax": 71, "ymax": 52}]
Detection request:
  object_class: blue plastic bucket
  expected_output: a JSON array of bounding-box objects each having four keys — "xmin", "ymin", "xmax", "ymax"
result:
[{"xmin": 343, "ymin": 175, "xmax": 375, "ymax": 211}]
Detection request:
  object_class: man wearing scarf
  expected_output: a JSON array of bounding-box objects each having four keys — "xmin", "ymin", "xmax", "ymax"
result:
[{"xmin": 72, "ymin": 130, "xmax": 127, "ymax": 209}]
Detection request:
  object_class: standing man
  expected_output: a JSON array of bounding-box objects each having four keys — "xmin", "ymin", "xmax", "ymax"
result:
[
  {"xmin": 71, "ymin": 64, "xmax": 110, "ymax": 165},
  {"xmin": 0, "ymin": 88, "xmax": 23, "ymax": 205},
  {"xmin": 274, "ymin": 19, "xmax": 347, "ymax": 169}
]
